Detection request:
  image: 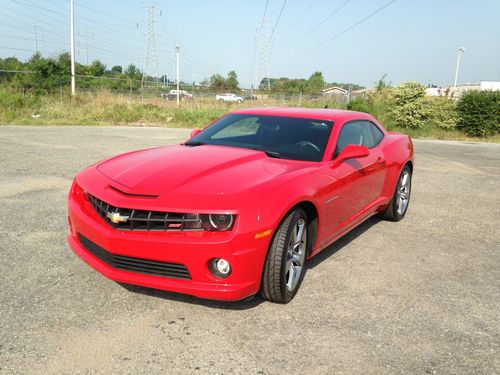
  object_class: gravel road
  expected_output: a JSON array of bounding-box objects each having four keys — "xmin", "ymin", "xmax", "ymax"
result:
[{"xmin": 0, "ymin": 126, "xmax": 499, "ymax": 374}]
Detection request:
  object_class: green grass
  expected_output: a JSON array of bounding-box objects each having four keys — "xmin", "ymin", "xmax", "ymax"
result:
[{"xmin": 1, "ymin": 88, "xmax": 498, "ymax": 143}]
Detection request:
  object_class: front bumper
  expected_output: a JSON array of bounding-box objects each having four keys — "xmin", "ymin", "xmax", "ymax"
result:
[{"xmin": 67, "ymin": 186, "xmax": 271, "ymax": 301}]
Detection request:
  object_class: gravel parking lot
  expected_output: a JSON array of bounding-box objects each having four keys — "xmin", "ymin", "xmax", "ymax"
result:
[{"xmin": 0, "ymin": 126, "xmax": 499, "ymax": 374}]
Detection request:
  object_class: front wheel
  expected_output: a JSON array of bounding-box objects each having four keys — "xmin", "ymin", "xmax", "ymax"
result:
[
  {"xmin": 261, "ymin": 209, "xmax": 308, "ymax": 303},
  {"xmin": 381, "ymin": 165, "xmax": 412, "ymax": 221}
]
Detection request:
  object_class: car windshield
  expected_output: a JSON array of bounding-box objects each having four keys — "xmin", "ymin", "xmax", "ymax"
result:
[{"xmin": 186, "ymin": 114, "xmax": 334, "ymax": 162}]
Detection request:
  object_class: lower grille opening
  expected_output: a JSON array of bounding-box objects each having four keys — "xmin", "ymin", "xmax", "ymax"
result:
[{"xmin": 78, "ymin": 234, "xmax": 191, "ymax": 280}]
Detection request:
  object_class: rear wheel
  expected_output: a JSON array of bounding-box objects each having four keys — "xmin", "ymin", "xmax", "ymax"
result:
[
  {"xmin": 381, "ymin": 165, "xmax": 412, "ymax": 221},
  {"xmin": 261, "ymin": 209, "xmax": 308, "ymax": 303}
]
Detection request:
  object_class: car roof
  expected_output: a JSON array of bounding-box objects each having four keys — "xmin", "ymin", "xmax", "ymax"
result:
[{"xmin": 231, "ymin": 107, "xmax": 374, "ymax": 122}]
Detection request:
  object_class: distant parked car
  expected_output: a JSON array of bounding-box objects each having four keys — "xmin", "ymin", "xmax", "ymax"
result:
[
  {"xmin": 161, "ymin": 89, "xmax": 193, "ymax": 101},
  {"xmin": 216, "ymin": 93, "xmax": 244, "ymax": 103},
  {"xmin": 244, "ymin": 94, "xmax": 258, "ymax": 100}
]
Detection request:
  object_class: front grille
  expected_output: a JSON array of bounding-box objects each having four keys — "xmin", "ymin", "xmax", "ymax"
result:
[
  {"xmin": 78, "ymin": 234, "xmax": 191, "ymax": 280},
  {"xmin": 89, "ymin": 194, "xmax": 201, "ymax": 231}
]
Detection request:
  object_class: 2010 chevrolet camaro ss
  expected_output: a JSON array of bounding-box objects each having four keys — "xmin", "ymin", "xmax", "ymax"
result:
[{"xmin": 68, "ymin": 108, "xmax": 414, "ymax": 303}]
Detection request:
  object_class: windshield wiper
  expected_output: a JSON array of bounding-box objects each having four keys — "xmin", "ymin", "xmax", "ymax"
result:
[
  {"xmin": 245, "ymin": 146, "xmax": 281, "ymax": 159},
  {"xmin": 263, "ymin": 150, "xmax": 281, "ymax": 158},
  {"xmin": 184, "ymin": 141, "xmax": 206, "ymax": 146}
]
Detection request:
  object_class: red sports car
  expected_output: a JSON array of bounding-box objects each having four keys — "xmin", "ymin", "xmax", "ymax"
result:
[{"xmin": 68, "ymin": 108, "xmax": 413, "ymax": 303}]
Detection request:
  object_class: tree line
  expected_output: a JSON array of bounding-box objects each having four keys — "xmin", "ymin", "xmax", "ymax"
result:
[{"xmin": 1, "ymin": 52, "xmax": 364, "ymax": 95}]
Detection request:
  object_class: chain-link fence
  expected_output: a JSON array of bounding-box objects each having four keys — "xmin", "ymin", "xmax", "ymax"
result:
[{"xmin": 0, "ymin": 69, "xmax": 350, "ymax": 108}]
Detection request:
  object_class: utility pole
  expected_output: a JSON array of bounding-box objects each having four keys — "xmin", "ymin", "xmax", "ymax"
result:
[
  {"xmin": 85, "ymin": 29, "xmax": 89, "ymax": 65},
  {"xmin": 192, "ymin": 68, "xmax": 195, "ymax": 93},
  {"xmin": 453, "ymin": 47, "xmax": 465, "ymax": 88},
  {"xmin": 70, "ymin": 0, "xmax": 76, "ymax": 96},
  {"xmin": 34, "ymin": 22, "xmax": 38, "ymax": 53},
  {"xmin": 176, "ymin": 44, "xmax": 180, "ymax": 107}
]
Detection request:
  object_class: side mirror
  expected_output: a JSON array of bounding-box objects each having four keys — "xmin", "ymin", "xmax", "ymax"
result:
[
  {"xmin": 334, "ymin": 144, "xmax": 369, "ymax": 164},
  {"xmin": 190, "ymin": 129, "xmax": 202, "ymax": 139}
]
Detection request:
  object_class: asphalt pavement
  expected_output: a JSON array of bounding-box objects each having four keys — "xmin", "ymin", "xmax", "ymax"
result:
[{"xmin": 0, "ymin": 126, "xmax": 498, "ymax": 374}]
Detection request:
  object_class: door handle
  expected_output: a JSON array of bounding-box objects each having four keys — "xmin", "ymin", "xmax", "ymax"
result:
[{"xmin": 376, "ymin": 156, "xmax": 385, "ymax": 164}]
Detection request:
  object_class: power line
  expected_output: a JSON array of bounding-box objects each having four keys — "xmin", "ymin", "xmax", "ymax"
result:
[
  {"xmin": 280, "ymin": 0, "xmax": 318, "ymax": 32},
  {"xmin": 74, "ymin": 1, "xmax": 138, "ymax": 26},
  {"xmin": 294, "ymin": 0, "xmax": 351, "ymax": 41},
  {"xmin": 0, "ymin": 46, "xmax": 36, "ymax": 53},
  {"xmin": 111, "ymin": 0, "xmax": 142, "ymax": 10},
  {"xmin": 262, "ymin": 0, "xmax": 270, "ymax": 20},
  {"xmin": 268, "ymin": 0, "xmax": 287, "ymax": 41},
  {"xmin": 296, "ymin": 0, "xmax": 398, "ymax": 55}
]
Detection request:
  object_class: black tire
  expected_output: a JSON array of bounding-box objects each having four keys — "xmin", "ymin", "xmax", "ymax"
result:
[
  {"xmin": 261, "ymin": 208, "xmax": 308, "ymax": 303},
  {"xmin": 381, "ymin": 165, "xmax": 412, "ymax": 221}
]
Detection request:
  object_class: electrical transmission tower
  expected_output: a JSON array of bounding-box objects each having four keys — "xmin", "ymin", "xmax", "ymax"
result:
[
  {"xmin": 141, "ymin": 5, "xmax": 160, "ymax": 90},
  {"xmin": 253, "ymin": 18, "xmax": 272, "ymax": 91}
]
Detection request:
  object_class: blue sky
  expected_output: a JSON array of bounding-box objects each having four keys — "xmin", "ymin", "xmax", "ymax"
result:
[{"xmin": 0, "ymin": 0, "xmax": 499, "ymax": 88}]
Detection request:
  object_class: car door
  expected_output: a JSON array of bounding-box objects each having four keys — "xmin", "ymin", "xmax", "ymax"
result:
[{"xmin": 319, "ymin": 120, "xmax": 386, "ymax": 241}]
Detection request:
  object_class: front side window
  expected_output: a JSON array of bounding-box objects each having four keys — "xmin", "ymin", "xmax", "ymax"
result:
[
  {"xmin": 187, "ymin": 114, "xmax": 334, "ymax": 162},
  {"xmin": 334, "ymin": 120, "xmax": 384, "ymax": 157}
]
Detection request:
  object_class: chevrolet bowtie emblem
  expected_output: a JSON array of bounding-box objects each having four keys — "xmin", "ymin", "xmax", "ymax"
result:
[{"xmin": 106, "ymin": 211, "xmax": 130, "ymax": 224}]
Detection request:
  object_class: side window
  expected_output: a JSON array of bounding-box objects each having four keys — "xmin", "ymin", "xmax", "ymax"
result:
[
  {"xmin": 334, "ymin": 121, "xmax": 364, "ymax": 157},
  {"xmin": 361, "ymin": 121, "xmax": 384, "ymax": 148},
  {"xmin": 335, "ymin": 120, "xmax": 384, "ymax": 157}
]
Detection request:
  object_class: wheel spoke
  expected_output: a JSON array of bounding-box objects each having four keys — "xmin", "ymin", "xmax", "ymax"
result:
[
  {"xmin": 401, "ymin": 172, "xmax": 408, "ymax": 187},
  {"xmin": 295, "ymin": 221, "xmax": 305, "ymax": 246},
  {"xmin": 286, "ymin": 264, "xmax": 296, "ymax": 290},
  {"xmin": 284, "ymin": 216, "xmax": 308, "ymax": 292},
  {"xmin": 286, "ymin": 257, "xmax": 292, "ymax": 271}
]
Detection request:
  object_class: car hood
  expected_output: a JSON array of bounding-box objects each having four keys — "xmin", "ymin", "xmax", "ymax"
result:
[{"xmin": 97, "ymin": 144, "xmax": 310, "ymax": 197}]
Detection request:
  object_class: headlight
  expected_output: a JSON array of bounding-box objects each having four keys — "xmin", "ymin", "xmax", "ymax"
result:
[
  {"xmin": 201, "ymin": 214, "xmax": 235, "ymax": 231},
  {"xmin": 71, "ymin": 180, "xmax": 89, "ymax": 201}
]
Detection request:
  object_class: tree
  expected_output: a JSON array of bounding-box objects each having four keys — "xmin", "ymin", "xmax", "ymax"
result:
[
  {"xmin": 208, "ymin": 73, "xmax": 225, "ymax": 90},
  {"xmin": 376, "ymin": 73, "xmax": 388, "ymax": 91},
  {"xmin": 87, "ymin": 59, "xmax": 106, "ymax": 76},
  {"xmin": 226, "ymin": 70, "xmax": 239, "ymax": 90},
  {"xmin": 29, "ymin": 57, "xmax": 66, "ymax": 92},
  {"xmin": 389, "ymin": 82, "xmax": 428, "ymax": 128},
  {"xmin": 124, "ymin": 64, "xmax": 141, "ymax": 79},
  {"xmin": 305, "ymin": 71, "xmax": 326, "ymax": 94},
  {"xmin": 57, "ymin": 52, "xmax": 71, "ymax": 76},
  {"xmin": 29, "ymin": 52, "xmax": 43, "ymax": 64},
  {"xmin": 111, "ymin": 65, "xmax": 123, "ymax": 74}
]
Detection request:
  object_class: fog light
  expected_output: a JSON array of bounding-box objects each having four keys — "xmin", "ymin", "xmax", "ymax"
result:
[{"xmin": 209, "ymin": 258, "xmax": 231, "ymax": 278}]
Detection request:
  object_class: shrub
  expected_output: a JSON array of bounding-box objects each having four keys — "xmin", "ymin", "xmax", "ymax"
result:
[
  {"xmin": 424, "ymin": 97, "xmax": 458, "ymax": 129},
  {"xmin": 456, "ymin": 91, "xmax": 500, "ymax": 137},
  {"xmin": 346, "ymin": 97, "xmax": 371, "ymax": 113},
  {"xmin": 389, "ymin": 82, "xmax": 428, "ymax": 129}
]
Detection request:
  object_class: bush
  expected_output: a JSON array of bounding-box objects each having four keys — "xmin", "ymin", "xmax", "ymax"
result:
[
  {"xmin": 0, "ymin": 88, "xmax": 40, "ymax": 121},
  {"xmin": 346, "ymin": 97, "xmax": 371, "ymax": 113},
  {"xmin": 389, "ymin": 82, "xmax": 428, "ymax": 129},
  {"xmin": 424, "ymin": 97, "xmax": 458, "ymax": 130},
  {"xmin": 456, "ymin": 91, "xmax": 500, "ymax": 137}
]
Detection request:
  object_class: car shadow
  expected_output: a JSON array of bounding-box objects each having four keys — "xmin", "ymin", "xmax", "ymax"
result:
[
  {"xmin": 118, "ymin": 283, "xmax": 264, "ymax": 310},
  {"xmin": 118, "ymin": 216, "xmax": 381, "ymax": 309},
  {"xmin": 307, "ymin": 216, "xmax": 381, "ymax": 269}
]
